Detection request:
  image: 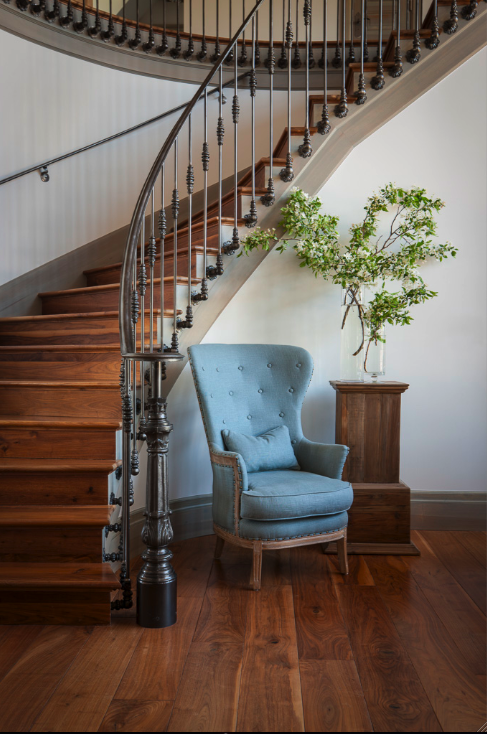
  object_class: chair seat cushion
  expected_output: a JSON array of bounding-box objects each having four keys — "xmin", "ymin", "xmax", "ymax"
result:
[{"xmin": 240, "ymin": 470, "xmax": 353, "ymax": 521}]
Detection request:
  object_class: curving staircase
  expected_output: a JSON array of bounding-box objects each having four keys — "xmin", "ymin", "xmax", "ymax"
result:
[{"xmin": 0, "ymin": 0, "xmax": 485, "ymax": 625}]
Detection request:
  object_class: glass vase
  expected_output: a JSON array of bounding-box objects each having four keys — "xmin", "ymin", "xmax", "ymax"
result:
[
  {"xmin": 340, "ymin": 286, "xmax": 365, "ymax": 381},
  {"xmin": 364, "ymin": 326, "xmax": 386, "ymax": 381}
]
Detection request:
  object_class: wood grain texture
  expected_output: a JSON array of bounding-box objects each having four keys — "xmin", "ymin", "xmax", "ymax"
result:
[
  {"xmin": 455, "ymin": 530, "xmax": 487, "ymax": 568},
  {"xmin": 31, "ymin": 621, "xmax": 142, "ymax": 732},
  {"xmin": 0, "ymin": 625, "xmax": 43, "ymax": 681},
  {"xmin": 167, "ymin": 643, "xmax": 243, "ymax": 733},
  {"xmin": 300, "ymin": 660, "xmax": 373, "ymax": 732},
  {"xmin": 98, "ymin": 700, "xmax": 173, "ymax": 732},
  {"xmin": 237, "ymin": 586, "xmax": 304, "ymax": 732},
  {"xmin": 0, "ymin": 422, "xmax": 120, "ymax": 461},
  {"xmin": 327, "ymin": 554, "xmax": 375, "ymax": 586},
  {"xmin": 0, "ymin": 526, "xmax": 104, "ymax": 563},
  {"xmin": 0, "ymin": 382, "xmax": 121, "ymax": 419},
  {"xmin": 193, "ymin": 584, "xmax": 249, "ymax": 645},
  {"xmin": 0, "ymin": 590, "xmax": 113, "ymax": 626},
  {"xmin": 366, "ymin": 554, "xmax": 486, "ymax": 731},
  {"xmin": 0, "ymin": 625, "xmax": 92, "ymax": 732},
  {"xmin": 336, "ymin": 585, "xmax": 442, "ymax": 732}
]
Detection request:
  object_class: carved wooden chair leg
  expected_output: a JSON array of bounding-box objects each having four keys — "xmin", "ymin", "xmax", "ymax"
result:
[
  {"xmin": 250, "ymin": 541, "xmax": 263, "ymax": 591},
  {"xmin": 214, "ymin": 535, "xmax": 225, "ymax": 559},
  {"xmin": 321, "ymin": 542, "xmax": 330, "ymax": 554},
  {"xmin": 337, "ymin": 531, "xmax": 349, "ymax": 575}
]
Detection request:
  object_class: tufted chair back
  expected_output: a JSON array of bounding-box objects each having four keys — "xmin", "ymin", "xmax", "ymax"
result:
[{"xmin": 188, "ymin": 344, "xmax": 313, "ymax": 453}]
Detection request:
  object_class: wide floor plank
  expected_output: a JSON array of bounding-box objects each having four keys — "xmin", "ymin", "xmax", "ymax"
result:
[
  {"xmin": 327, "ymin": 554, "xmax": 375, "ymax": 586},
  {"xmin": 0, "ymin": 625, "xmax": 92, "ymax": 733},
  {"xmin": 422, "ymin": 530, "xmax": 487, "ymax": 614},
  {"xmin": 336, "ymin": 584, "xmax": 441, "ymax": 732},
  {"xmin": 454, "ymin": 530, "xmax": 487, "ymax": 568},
  {"xmin": 407, "ymin": 530, "xmax": 486, "ymax": 675},
  {"xmin": 193, "ymin": 585, "xmax": 249, "ymax": 645},
  {"xmin": 0, "ymin": 625, "xmax": 43, "ymax": 682},
  {"xmin": 367, "ymin": 554, "xmax": 486, "ymax": 731},
  {"xmin": 31, "ymin": 621, "xmax": 142, "ymax": 732},
  {"xmin": 114, "ymin": 597, "xmax": 203, "ymax": 702},
  {"xmin": 170, "ymin": 535, "xmax": 216, "ymax": 599},
  {"xmin": 300, "ymin": 660, "xmax": 373, "ymax": 732},
  {"xmin": 237, "ymin": 586, "xmax": 304, "ymax": 732},
  {"xmin": 166, "ymin": 642, "xmax": 243, "ymax": 733},
  {"xmin": 98, "ymin": 700, "xmax": 173, "ymax": 732}
]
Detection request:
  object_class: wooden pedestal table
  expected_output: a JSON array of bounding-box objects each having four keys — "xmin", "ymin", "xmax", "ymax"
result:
[{"xmin": 329, "ymin": 381, "xmax": 419, "ymax": 555}]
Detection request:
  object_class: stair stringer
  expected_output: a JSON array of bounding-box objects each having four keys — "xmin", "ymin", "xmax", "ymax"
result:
[{"xmin": 163, "ymin": 6, "xmax": 487, "ymax": 398}]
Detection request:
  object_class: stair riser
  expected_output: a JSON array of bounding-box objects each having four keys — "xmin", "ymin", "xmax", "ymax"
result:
[
  {"xmin": 86, "ymin": 251, "xmax": 210, "ymax": 287},
  {"xmin": 0, "ymin": 428, "xmax": 119, "ymax": 460},
  {"xmin": 0, "ymin": 352, "xmax": 121, "ymax": 381},
  {"xmin": 41, "ymin": 283, "xmax": 182, "ymax": 316},
  {"xmin": 0, "ymin": 317, "xmax": 156, "ymax": 346},
  {"xmin": 0, "ymin": 387, "xmax": 121, "ymax": 419},
  {"xmin": 137, "ymin": 220, "xmax": 222, "ymax": 255},
  {"xmin": 0, "ymin": 527, "xmax": 103, "ymax": 563},
  {"xmin": 0, "ymin": 472, "xmax": 113, "ymax": 504},
  {"xmin": 0, "ymin": 590, "xmax": 111, "ymax": 625}
]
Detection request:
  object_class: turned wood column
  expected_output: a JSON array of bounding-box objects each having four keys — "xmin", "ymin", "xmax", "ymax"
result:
[{"xmin": 330, "ymin": 381, "xmax": 418, "ymax": 555}]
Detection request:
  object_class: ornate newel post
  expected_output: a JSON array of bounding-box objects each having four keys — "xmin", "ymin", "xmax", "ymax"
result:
[{"xmin": 137, "ymin": 360, "xmax": 177, "ymax": 628}]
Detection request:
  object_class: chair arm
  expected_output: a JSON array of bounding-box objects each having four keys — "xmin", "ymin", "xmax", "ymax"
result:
[
  {"xmin": 295, "ymin": 438, "xmax": 349, "ymax": 480},
  {"xmin": 209, "ymin": 445, "xmax": 248, "ymax": 535}
]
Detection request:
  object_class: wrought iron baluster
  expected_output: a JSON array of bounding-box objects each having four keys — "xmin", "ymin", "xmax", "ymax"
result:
[
  {"xmin": 129, "ymin": 0, "xmax": 141, "ymax": 49},
  {"xmin": 131, "ymin": 254, "xmax": 140, "ymax": 478},
  {"xmin": 293, "ymin": 0, "xmax": 301, "ymax": 67},
  {"xmin": 185, "ymin": 0, "xmax": 195, "ymax": 59},
  {"xmin": 207, "ymin": 68, "xmax": 224, "ymax": 278},
  {"xmin": 178, "ymin": 119, "xmax": 195, "ymax": 326},
  {"xmin": 444, "ymin": 0, "xmax": 459, "ymax": 33},
  {"xmin": 171, "ymin": 0, "xmax": 182, "ymax": 58},
  {"xmin": 114, "ymin": 0, "xmax": 128, "ymax": 45},
  {"xmin": 371, "ymin": 0, "xmax": 385, "ymax": 88},
  {"xmin": 88, "ymin": 0, "xmax": 101, "ymax": 38},
  {"xmin": 280, "ymin": 0, "xmax": 296, "ymax": 172},
  {"xmin": 16, "ymin": 0, "xmax": 30, "ymax": 12},
  {"xmin": 137, "ymin": 216, "xmax": 148, "ymax": 442},
  {"xmin": 239, "ymin": 0, "xmax": 248, "ymax": 65},
  {"xmin": 262, "ymin": 0, "xmax": 276, "ymax": 205},
  {"xmin": 59, "ymin": 0, "xmax": 73, "ymax": 27},
  {"xmin": 148, "ymin": 189, "xmax": 157, "ymax": 352},
  {"xmin": 462, "ymin": 0, "xmax": 478, "ymax": 20},
  {"xmin": 223, "ymin": 50, "xmax": 241, "ymax": 253},
  {"xmin": 308, "ymin": 0, "xmax": 315, "ymax": 67},
  {"xmin": 406, "ymin": 0, "xmax": 421, "ymax": 63},
  {"xmin": 317, "ymin": 0, "xmax": 332, "ymax": 129},
  {"xmin": 279, "ymin": 0, "xmax": 287, "ymax": 68},
  {"xmin": 211, "ymin": 0, "xmax": 221, "ymax": 61},
  {"xmin": 73, "ymin": 0, "xmax": 88, "ymax": 32},
  {"xmin": 355, "ymin": 0, "xmax": 367, "ymax": 102},
  {"xmin": 159, "ymin": 164, "xmax": 166, "ymax": 349},
  {"xmin": 332, "ymin": 0, "xmax": 341, "ymax": 67},
  {"xmin": 255, "ymin": 9, "xmax": 261, "ymax": 64},
  {"xmin": 198, "ymin": 0, "xmax": 208, "ymax": 59},
  {"xmin": 193, "ymin": 90, "xmax": 210, "ymax": 300},
  {"xmin": 171, "ymin": 139, "xmax": 179, "ymax": 351},
  {"xmin": 335, "ymin": 0, "xmax": 348, "ymax": 117},
  {"xmin": 30, "ymin": 0, "xmax": 46, "ymax": 17},
  {"xmin": 227, "ymin": 0, "xmax": 235, "ymax": 64},
  {"xmin": 426, "ymin": 0, "xmax": 440, "ymax": 48},
  {"xmin": 143, "ymin": 0, "xmax": 156, "ymax": 53},
  {"xmin": 44, "ymin": 0, "xmax": 60, "ymax": 23},
  {"xmin": 348, "ymin": 0, "xmax": 356, "ymax": 64},
  {"xmin": 298, "ymin": 0, "xmax": 313, "ymax": 154},
  {"xmin": 157, "ymin": 0, "xmax": 169, "ymax": 55},
  {"xmin": 363, "ymin": 0, "xmax": 369, "ymax": 60},
  {"xmin": 244, "ymin": 16, "xmax": 259, "ymax": 223},
  {"xmin": 101, "ymin": 0, "xmax": 115, "ymax": 41},
  {"xmin": 391, "ymin": 0, "xmax": 403, "ymax": 76}
]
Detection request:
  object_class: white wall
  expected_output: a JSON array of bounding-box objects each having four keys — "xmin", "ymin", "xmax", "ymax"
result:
[{"xmin": 166, "ymin": 47, "xmax": 487, "ymax": 503}]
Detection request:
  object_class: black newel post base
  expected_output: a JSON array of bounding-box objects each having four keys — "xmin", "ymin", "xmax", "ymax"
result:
[{"xmin": 137, "ymin": 547, "xmax": 177, "ymax": 628}]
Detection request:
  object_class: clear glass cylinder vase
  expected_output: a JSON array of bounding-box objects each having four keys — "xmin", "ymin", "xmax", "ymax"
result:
[
  {"xmin": 364, "ymin": 326, "xmax": 386, "ymax": 381},
  {"xmin": 340, "ymin": 286, "xmax": 365, "ymax": 381}
]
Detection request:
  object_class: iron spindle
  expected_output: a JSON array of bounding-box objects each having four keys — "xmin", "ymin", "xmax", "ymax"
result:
[
  {"xmin": 59, "ymin": 0, "xmax": 73, "ymax": 27},
  {"xmin": 255, "ymin": 9, "xmax": 261, "ymax": 64},
  {"xmin": 355, "ymin": 0, "xmax": 367, "ymax": 101},
  {"xmin": 211, "ymin": 0, "xmax": 221, "ymax": 61},
  {"xmin": 391, "ymin": 0, "xmax": 403, "ymax": 76},
  {"xmin": 240, "ymin": 0, "xmax": 248, "ymax": 65},
  {"xmin": 198, "ymin": 0, "xmax": 208, "ymax": 59},
  {"xmin": 363, "ymin": 0, "xmax": 369, "ymax": 60},
  {"xmin": 193, "ymin": 90, "xmax": 210, "ymax": 299},
  {"xmin": 280, "ymin": 0, "xmax": 296, "ymax": 173},
  {"xmin": 293, "ymin": 0, "xmax": 301, "ymax": 67},
  {"xmin": 262, "ymin": 0, "xmax": 276, "ymax": 205},
  {"xmin": 171, "ymin": 0, "xmax": 182, "ymax": 58},
  {"xmin": 30, "ymin": 0, "xmax": 46, "ymax": 16},
  {"xmin": 227, "ymin": 0, "xmax": 234, "ymax": 64},
  {"xmin": 114, "ymin": 0, "xmax": 128, "ymax": 44},
  {"xmin": 73, "ymin": 0, "xmax": 88, "ymax": 32},
  {"xmin": 308, "ymin": 0, "xmax": 315, "ymax": 67},
  {"xmin": 426, "ymin": 0, "xmax": 440, "ymax": 48},
  {"xmin": 444, "ymin": 0, "xmax": 459, "ymax": 33},
  {"xmin": 371, "ymin": 0, "xmax": 385, "ymax": 88},
  {"xmin": 299, "ymin": 0, "xmax": 313, "ymax": 154},
  {"xmin": 332, "ymin": 0, "xmax": 341, "ymax": 67},
  {"xmin": 159, "ymin": 164, "xmax": 166, "ymax": 349},
  {"xmin": 149, "ymin": 189, "xmax": 157, "ymax": 352},
  {"xmin": 157, "ymin": 0, "xmax": 169, "ymax": 54},
  {"xmin": 462, "ymin": 0, "xmax": 478, "ymax": 20},
  {"xmin": 171, "ymin": 139, "xmax": 179, "ymax": 351},
  {"xmin": 348, "ymin": 0, "xmax": 356, "ymax": 63},
  {"xmin": 128, "ymin": 0, "xmax": 141, "ymax": 48},
  {"xmin": 44, "ymin": 0, "xmax": 60, "ymax": 23},
  {"xmin": 100, "ymin": 0, "xmax": 115, "ymax": 40},
  {"xmin": 279, "ymin": 0, "xmax": 288, "ymax": 68},
  {"xmin": 216, "ymin": 69, "xmax": 224, "ymax": 276},
  {"xmin": 16, "ymin": 0, "xmax": 30, "ymax": 10},
  {"xmin": 143, "ymin": 0, "xmax": 156, "ymax": 53},
  {"xmin": 185, "ymin": 0, "xmax": 195, "ymax": 59},
  {"xmin": 317, "ymin": 0, "xmax": 332, "ymax": 129},
  {"xmin": 245, "ymin": 16, "xmax": 259, "ymax": 224},
  {"xmin": 138, "ymin": 221, "xmax": 148, "ymax": 442},
  {"xmin": 406, "ymin": 0, "xmax": 421, "ymax": 62},
  {"xmin": 335, "ymin": 0, "xmax": 348, "ymax": 116},
  {"xmin": 131, "ymin": 254, "xmax": 140, "ymax": 478},
  {"xmin": 223, "ymin": 51, "xmax": 241, "ymax": 253},
  {"xmin": 178, "ymin": 119, "xmax": 194, "ymax": 326}
]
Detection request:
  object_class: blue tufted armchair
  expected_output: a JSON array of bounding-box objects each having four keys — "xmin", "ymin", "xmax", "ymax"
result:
[{"xmin": 188, "ymin": 344, "xmax": 353, "ymax": 590}]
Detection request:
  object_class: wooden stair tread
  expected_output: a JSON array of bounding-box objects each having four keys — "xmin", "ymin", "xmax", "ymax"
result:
[
  {"xmin": 39, "ymin": 275, "xmax": 200, "ymax": 300},
  {"xmin": 136, "ymin": 216, "xmax": 247, "ymax": 250},
  {"xmin": 0, "ymin": 344, "xmax": 122, "ymax": 353},
  {"xmin": 0, "ymin": 506, "xmax": 114, "ymax": 526},
  {"xmin": 0, "ymin": 308, "xmax": 176, "ymax": 323},
  {"xmin": 83, "ymin": 244, "xmax": 219, "ymax": 278},
  {"xmin": 0, "ymin": 457, "xmax": 121, "ymax": 472},
  {"xmin": 0, "ymin": 379, "xmax": 119, "ymax": 388},
  {"xmin": 0, "ymin": 562, "xmax": 120, "ymax": 589},
  {"xmin": 0, "ymin": 416, "xmax": 122, "ymax": 429}
]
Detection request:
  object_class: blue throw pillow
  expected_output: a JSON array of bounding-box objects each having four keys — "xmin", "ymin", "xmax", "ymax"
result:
[{"xmin": 222, "ymin": 425, "xmax": 299, "ymax": 473}]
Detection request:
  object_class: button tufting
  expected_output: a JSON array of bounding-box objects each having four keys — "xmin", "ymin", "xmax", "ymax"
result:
[
  {"xmin": 222, "ymin": 420, "xmax": 226, "ymax": 424},
  {"xmin": 289, "ymin": 387, "xmax": 294, "ymax": 393},
  {"xmin": 267, "ymin": 363, "xmax": 272, "ymax": 368},
  {"xmin": 279, "ymin": 412, "xmax": 284, "ymax": 418},
  {"xmin": 291, "ymin": 439, "xmax": 297, "ymax": 445},
  {"xmin": 258, "ymin": 389, "xmax": 263, "ymax": 394},
  {"xmin": 247, "ymin": 415, "xmax": 252, "ymax": 420},
  {"xmin": 296, "ymin": 363, "xmax": 301, "ymax": 368},
  {"xmin": 229, "ymin": 391, "xmax": 234, "ymax": 396},
  {"xmin": 238, "ymin": 366, "xmax": 243, "ymax": 371},
  {"xmin": 216, "ymin": 367, "xmax": 219, "ymax": 372}
]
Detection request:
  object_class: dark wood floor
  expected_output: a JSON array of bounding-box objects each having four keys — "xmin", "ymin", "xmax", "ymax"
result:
[{"xmin": 0, "ymin": 530, "xmax": 485, "ymax": 732}]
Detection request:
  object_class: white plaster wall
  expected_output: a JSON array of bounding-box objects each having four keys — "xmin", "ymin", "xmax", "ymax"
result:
[{"xmin": 166, "ymin": 48, "xmax": 487, "ymax": 504}]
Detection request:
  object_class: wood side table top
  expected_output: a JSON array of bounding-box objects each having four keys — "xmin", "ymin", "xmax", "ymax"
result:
[{"xmin": 330, "ymin": 381, "xmax": 409, "ymax": 394}]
